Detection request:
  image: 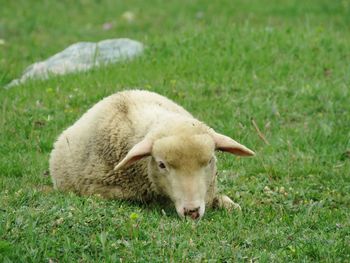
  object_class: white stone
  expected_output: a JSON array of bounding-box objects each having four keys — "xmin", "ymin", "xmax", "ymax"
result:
[{"xmin": 5, "ymin": 38, "xmax": 144, "ymax": 88}]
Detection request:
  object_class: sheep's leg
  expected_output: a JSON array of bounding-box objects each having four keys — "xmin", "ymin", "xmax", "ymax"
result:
[{"xmin": 212, "ymin": 194, "xmax": 241, "ymax": 211}]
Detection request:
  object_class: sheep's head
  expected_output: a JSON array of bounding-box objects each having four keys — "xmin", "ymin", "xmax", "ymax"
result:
[
  {"xmin": 150, "ymin": 134, "xmax": 216, "ymax": 220},
  {"xmin": 114, "ymin": 130, "xmax": 254, "ymax": 220}
]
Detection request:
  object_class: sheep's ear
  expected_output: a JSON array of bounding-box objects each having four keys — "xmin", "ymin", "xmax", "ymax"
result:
[
  {"xmin": 212, "ymin": 132, "xmax": 255, "ymax": 156},
  {"xmin": 114, "ymin": 139, "xmax": 152, "ymax": 171}
]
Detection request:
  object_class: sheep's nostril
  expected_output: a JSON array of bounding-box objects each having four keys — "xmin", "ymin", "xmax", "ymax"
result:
[
  {"xmin": 183, "ymin": 207, "xmax": 200, "ymax": 219},
  {"xmin": 190, "ymin": 210, "xmax": 200, "ymax": 220}
]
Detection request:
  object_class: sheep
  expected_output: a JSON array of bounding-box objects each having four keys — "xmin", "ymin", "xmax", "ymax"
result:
[{"xmin": 49, "ymin": 90, "xmax": 255, "ymax": 219}]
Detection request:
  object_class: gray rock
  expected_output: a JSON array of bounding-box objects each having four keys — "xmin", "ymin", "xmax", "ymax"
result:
[{"xmin": 5, "ymin": 38, "xmax": 143, "ymax": 88}]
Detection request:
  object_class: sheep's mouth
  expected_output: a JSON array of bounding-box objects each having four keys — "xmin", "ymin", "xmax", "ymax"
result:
[{"xmin": 175, "ymin": 202, "xmax": 205, "ymax": 220}]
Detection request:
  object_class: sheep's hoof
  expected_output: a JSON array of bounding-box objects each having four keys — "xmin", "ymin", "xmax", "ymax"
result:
[{"xmin": 213, "ymin": 195, "xmax": 241, "ymax": 212}]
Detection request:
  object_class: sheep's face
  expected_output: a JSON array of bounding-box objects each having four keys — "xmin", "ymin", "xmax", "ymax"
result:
[
  {"xmin": 114, "ymin": 126, "xmax": 254, "ymax": 219},
  {"xmin": 150, "ymin": 134, "xmax": 216, "ymax": 219}
]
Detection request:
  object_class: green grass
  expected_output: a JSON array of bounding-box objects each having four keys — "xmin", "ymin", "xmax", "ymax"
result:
[{"xmin": 1, "ymin": 0, "xmax": 350, "ymax": 261}]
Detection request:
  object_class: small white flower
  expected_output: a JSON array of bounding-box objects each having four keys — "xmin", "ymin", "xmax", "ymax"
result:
[{"xmin": 122, "ymin": 11, "xmax": 135, "ymax": 23}]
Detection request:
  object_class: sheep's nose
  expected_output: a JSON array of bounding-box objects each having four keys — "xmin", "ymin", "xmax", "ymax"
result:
[{"xmin": 184, "ymin": 207, "xmax": 200, "ymax": 220}]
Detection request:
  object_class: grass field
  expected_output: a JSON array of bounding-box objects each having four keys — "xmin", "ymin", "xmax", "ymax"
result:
[{"xmin": 1, "ymin": 0, "xmax": 350, "ymax": 261}]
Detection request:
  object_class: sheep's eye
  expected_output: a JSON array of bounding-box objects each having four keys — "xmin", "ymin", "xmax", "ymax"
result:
[
  {"xmin": 158, "ymin": 162, "xmax": 166, "ymax": 169},
  {"xmin": 208, "ymin": 157, "xmax": 214, "ymax": 166}
]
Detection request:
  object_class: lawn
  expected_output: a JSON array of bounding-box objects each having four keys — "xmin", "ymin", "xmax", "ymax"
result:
[{"xmin": 0, "ymin": 0, "xmax": 349, "ymax": 262}]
